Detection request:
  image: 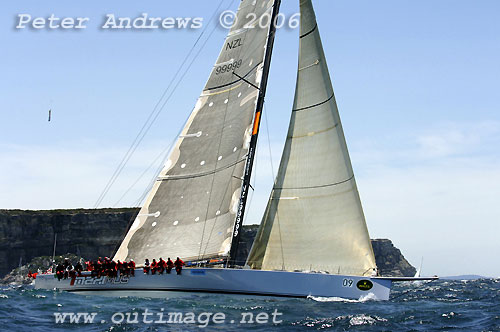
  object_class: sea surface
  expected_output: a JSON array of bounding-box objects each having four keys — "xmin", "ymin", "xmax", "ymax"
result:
[{"xmin": 0, "ymin": 279, "xmax": 499, "ymax": 331}]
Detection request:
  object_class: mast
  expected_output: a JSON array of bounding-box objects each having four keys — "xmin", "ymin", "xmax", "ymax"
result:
[
  {"xmin": 52, "ymin": 233, "xmax": 57, "ymax": 267},
  {"xmin": 228, "ymin": 0, "xmax": 282, "ymax": 267}
]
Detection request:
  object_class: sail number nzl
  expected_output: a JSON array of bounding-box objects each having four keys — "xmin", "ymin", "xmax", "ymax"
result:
[{"xmin": 215, "ymin": 59, "xmax": 243, "ymax": 75}]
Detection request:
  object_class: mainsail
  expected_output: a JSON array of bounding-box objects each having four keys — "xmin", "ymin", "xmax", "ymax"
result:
[
  {"xmin": 114, "ymin": 0, "xmax": 279, "ymax": 263},
  {"xmin": 246, "ymin": 0, "xmax": 377, "ymax": 276}
]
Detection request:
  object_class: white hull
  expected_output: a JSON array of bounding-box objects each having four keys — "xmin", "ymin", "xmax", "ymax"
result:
[{"xmin": 35, "ymin": 268, "xmax": 393, "ymax": 300}]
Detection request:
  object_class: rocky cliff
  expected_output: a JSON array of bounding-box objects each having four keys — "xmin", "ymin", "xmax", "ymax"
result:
[
  {"xmin": 0, "ymin": 208, "xmax": 138, "ymax": 277},
  {"xmin": 371, "ymin": 239, "xmax": 416, "ymax": 277},
  {"xmin": 0, "ymin": 209, "xmax": 415, "ymax": 278}
]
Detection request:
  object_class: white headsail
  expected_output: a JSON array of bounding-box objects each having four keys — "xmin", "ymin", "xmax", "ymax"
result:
[
  {"xmin": 114, "ymin": 0, "xmax": 278, "ymax": 263},
  {"xmin": 246, "ymin": 0, "xmax": 377, "ymax": 276}
]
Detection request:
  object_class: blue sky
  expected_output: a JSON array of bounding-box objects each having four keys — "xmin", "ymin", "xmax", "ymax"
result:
[{"xmin": 1, "ymin": 0, "xmax": 499, "ymax": 277}]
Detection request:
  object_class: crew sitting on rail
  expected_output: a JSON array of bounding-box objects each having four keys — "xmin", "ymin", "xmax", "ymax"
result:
[
  {"xmin": 91, "ymin": 258, "xmax": 99, "ymax": 276},
  {"xmin": 49, "ymin": 257, "xmax": 139, "ymax": 279},
  {"xmin": 100, "ymin": 257, "xmax": 109, "ymax": 277},
  {"xmin": 97, "ymin": 257, "xmax": 103, "ymax": 270},
  {"xmin": 166, "ymin": 257, "xmax": 174, "ymax": 274},
  {"xmin": 121, "ymin": 260, "xmax": 128, "ymax": 276},
  {"xmin": 63, "ymin": 258, "xmax": 73, "ymax": 279},
  {"xmin": 78, "ymin": 258, "xmax": 136, "ymax": 278},
  {"xmin": 110, "ymin": 258, "xmax": 118, "ymax": 278},
  {"xmin": 158, "ymin": 258, "xmax": 166, "ymax": 274},
  {"xmin": 117, "ymin": 260, "xmax": 123, "ymax": 276},
  {"xmin": 55, "ymin": 263, "xmax": 65, "ymax": 281},
  {"xmin": 143, "ymin": 259, "xmax": 151, "ymax": 274},
  {"xmin": 86, "ymin": 260, "xmax": 94, "ymax": 274},
  {"xmin": 68, "ymin": 267, "xmax": 76, "ymax": 280},
  {"xmin": 102, "ymin": 257, "xmax": 109, "ymax": 277},
  {"xmin": 129, "ymin": 259, "xmax": 135, "ymax": 276},
  {"xmin": 151, "ymin": 259, "xmax": 158, "ymax": 275},
  {"xmin": 139, "ymin": 257, "xmax": 185, "ymax": 275},
  {"xmin": 74, "ymin": 260, "xmax": 83, "ymax": 277},
  {"xmin": 174, "ymin": 257, "xmax": 184, "ymax": 275}
]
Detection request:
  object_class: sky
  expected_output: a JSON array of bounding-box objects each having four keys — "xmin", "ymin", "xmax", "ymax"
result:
[{"xmin": 1, "ymin": 0, "xmax": 499, "ymax": 277}]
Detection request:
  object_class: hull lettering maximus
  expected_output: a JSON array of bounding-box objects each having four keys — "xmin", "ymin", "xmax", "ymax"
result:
[{"xmin": 71, "ymin": 276, "xmax": 129, "ymax": 286}]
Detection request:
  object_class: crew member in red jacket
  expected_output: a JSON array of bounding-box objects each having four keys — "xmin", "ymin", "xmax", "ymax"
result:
[
  {"xmin": 166, "ymin": 258, "xmax": 174, "ymax": 274},
  {"xmin": 158, "ymin": 258, "xmax": 166, "ymax": 274},
  {"xmin": 129, "ymin": 259, "xmax": 136, "ymax": 276},
  {"xmin": 86, "ymin": 260, "xmax": 93, "ymax": 272},
  {"xmin": 143, "ymin": 259, "xmax": 150, "ymax": 274},
  {"xmin": 174, "ymin": 257, "xmax": 184, "ymax": 275},
  {"xmin": 151, "ymin": 259, "xmax": 158, "ymax": 275},
  {"xmin": 117, "ymin": 260, "xmax": 123, "ymax": 276},
  {"xmin": 122, "ymin": 260, "xmax": 129, "ymax": 277}
]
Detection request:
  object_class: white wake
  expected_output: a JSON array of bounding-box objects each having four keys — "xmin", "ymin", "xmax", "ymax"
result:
[{"xmin": 307, "ymin": 292, "xmax": 378, "ymax": 302}]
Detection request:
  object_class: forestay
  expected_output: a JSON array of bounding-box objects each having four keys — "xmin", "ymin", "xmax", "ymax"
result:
[
  {"xmin": 114, "ymin": 0, "xmax": 277, "ymax": 263},
  {"xmin": 246, "ymin": 0, "xmax": 377, "ymax": 276}
]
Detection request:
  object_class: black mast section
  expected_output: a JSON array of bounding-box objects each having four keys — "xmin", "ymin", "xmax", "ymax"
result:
[{"xmin": 228, "ymin": 0, "xmax": 282, "ymax": 267}]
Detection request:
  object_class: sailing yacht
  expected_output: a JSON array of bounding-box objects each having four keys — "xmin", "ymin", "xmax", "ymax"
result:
[{"xmin": 35, "ymin": 0, "xmax": 437, "ymax": 300}]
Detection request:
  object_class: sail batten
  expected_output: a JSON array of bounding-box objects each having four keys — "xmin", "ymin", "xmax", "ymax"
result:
[
  {"xmin": 246, "ymin": 0, "xmax": 377, "ymax": 276},
  {"xmin": 114, "ymin": 0, "xmax": 277, "ymax": 264}
]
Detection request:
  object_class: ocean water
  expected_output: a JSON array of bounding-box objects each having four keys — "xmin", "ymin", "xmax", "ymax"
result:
[{"xmin": 0, "ymin": 279, "xmax": 499, "ymax": 331}]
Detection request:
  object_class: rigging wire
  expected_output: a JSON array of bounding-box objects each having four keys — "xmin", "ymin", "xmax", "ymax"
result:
[
  {"xmin": 93, "ymin": 0, "xmax": 230, "ymax": 208},
  {"xmin": 263, "ymin": 104, "xmax": 276, "ymax": 183},
  {"xmin": 239, "ymin": 104, "xmax": 276, "ymax": 267},
  {"xmin": 130, "ymin": 0, "xmax": 237, "ymax": 209},
  {"xmin": 263, "ymin": 103, "xmax": 286, "ymax": 270},
  {"xmin": 130, "ymin": 122, "xmax": 185, "ymax": 208},
  {"xmin": 113, "ymin": 137, "xmax": 174, "ymax": 207}
]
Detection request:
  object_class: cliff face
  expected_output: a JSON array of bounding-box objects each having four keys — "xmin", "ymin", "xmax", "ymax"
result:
[
  {"xmin": 372, "ymin": 239, "xmax": 416, "ymax": 277},
  {"xmin": 0, "ymin": 209, "xmax": 415, "ymax": 277},
  {"xmin": 0, "ymin": 208, "xmax": 138, "ymax": 277},
  {"xmin": 234, "ymin": 224, "xmax": 260, "ymax": 266}
]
